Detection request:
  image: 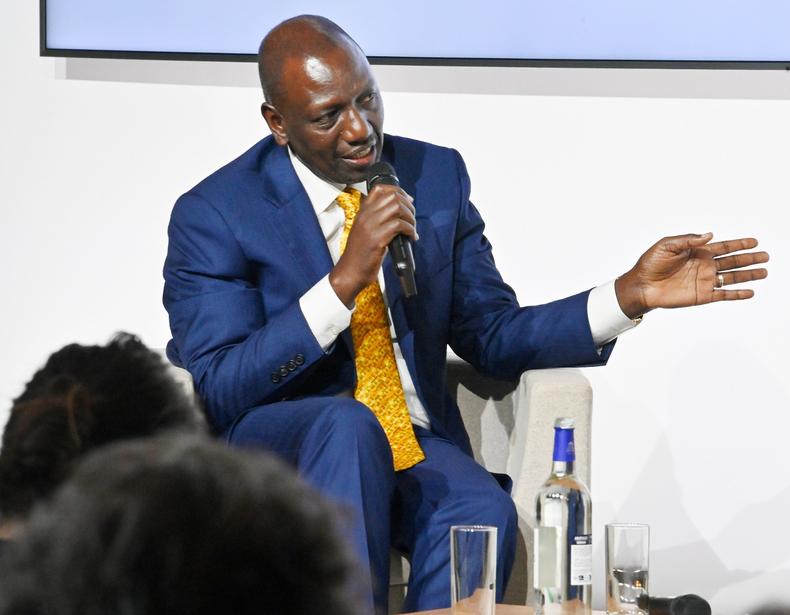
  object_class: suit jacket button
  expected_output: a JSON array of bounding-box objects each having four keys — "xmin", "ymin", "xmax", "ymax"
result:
[
  {"xmin": 287, "ymin": 360, "xmax": 297, "ymax": 371},
  {"xmin": 294, "ymin": 353, "xmax": 305, "ymax": 366},
  {"xmin": 279, "ymin": 365, "xmax": 289, "ymax": 377},
  {"xmin": 271, "ymin": 372, "xmax": 281, "ymax": 384}
]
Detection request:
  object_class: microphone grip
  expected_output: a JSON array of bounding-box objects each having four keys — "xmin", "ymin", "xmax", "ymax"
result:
[
  {"xmin": 366, "ymin": 161, "xmax": 417, "ymax": 298},
  {"xmin": 389, "ymin": 234, "xmax": 417, "ymax": 297}
]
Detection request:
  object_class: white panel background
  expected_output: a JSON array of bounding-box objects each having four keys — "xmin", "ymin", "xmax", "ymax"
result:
[{"xmin": 2, "ymin": 3, "xmax": 789, "ymax": 613}]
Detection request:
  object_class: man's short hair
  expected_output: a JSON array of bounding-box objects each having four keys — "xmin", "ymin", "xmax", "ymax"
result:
[
  {"xmin": 0, "ymin": 332, "xmax": 204, "ymax": 519},
  {"xmin": 0, "ymin": 435, "xmax": 363, "ymax": 615}
]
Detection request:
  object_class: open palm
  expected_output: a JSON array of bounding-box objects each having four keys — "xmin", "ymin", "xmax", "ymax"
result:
[{"xmin": 617, "ymin": 233, "xmax": 769, "ymax": 316}]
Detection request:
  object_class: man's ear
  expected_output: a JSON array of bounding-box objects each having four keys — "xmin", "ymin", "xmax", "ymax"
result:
[{"xmin": 261, "ymin": 102, "xmax": 288, "ymax": 146}]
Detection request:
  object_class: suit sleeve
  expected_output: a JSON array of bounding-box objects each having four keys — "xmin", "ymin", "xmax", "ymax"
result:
[
  {"xmin": 163, "ymin": 192, "xmax": 325, "ymax": 431},
  {"xmin": 446, "ymin": 150, "xmax": 614, "ymax": 381}
]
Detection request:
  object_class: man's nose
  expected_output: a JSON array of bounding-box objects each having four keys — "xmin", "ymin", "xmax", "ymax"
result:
[{"xmin": 342, "ymin": 106, "xmax": 372, "ymax": 144}]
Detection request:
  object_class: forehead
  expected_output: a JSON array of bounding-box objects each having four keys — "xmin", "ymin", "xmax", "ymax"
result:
[{"xmin": 281, "ymin": 44, "xmax": 374, "ymax": 111}]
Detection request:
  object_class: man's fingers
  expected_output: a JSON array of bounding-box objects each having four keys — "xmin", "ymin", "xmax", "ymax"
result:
[
  {"xmin": 397, "ymin": 201, "xmax": 416, "ymax": 225},
  {"xmin": 365, "ymin": 185, "xmax": 415, "ymax": 215},
  {"xmin": 360, "ymin": 193, "xmax": 415, "ymax": 223},
  {"xmin": 716, "ymin": 251, "xmax": 770, "ymax": 271},
  {"xmin": 706, "ymin": 237, "xmax": 759, "ymax": 256},
  {"xmin": 401, "ymin": 193, "xmax": 416, "ymax": 216},
  {"xmin": 389, "ymin": 202, "xmax": 418, "ymax": 239},
  {"xmin": 711, "ymin": 288, "xmax": 756, "ymax": 302},
  {"xmin": 719, "ymin": 268, "xmax": 768, "ymax": 286},
  {"xmin": 663, "ymin": 232, "xmax": 713, "ymax": 253},
  {"xmin": 384, "ymin": 218, "xmax": 418, "ymax": 242},
  {"xmin": 364, "ymin": 194, "xmax": 415, "ymax": 219},
  {"xmin": 663, "ymin": 235, "xmax": 762, "ymax": 257}
]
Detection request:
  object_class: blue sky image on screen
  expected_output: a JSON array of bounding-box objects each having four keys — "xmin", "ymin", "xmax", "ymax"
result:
[{"xmin": 46, "ymin": 0, "xmax": 790, "ymax": 61}]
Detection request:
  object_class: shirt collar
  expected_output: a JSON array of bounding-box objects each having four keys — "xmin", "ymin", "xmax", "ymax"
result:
[{"xmin": 287, "ymin": 146, "xmax": 367, "ymax": 217}]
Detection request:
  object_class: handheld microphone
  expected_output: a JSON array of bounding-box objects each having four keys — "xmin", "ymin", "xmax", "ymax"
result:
[
  {"xmin": 637, "ymin": 594, "xmax": 712, "ymax": 615},
  {"xmin": 366, "ymin": 161, "xmax": 417, "ymax": 298}
]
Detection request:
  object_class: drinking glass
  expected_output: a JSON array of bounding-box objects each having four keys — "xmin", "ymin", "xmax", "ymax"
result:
[
  {"xmin": 450, "ymin": 525, "xmax": 497, "ymax": 615},
  {"xmin": 606, "ymin": 523, "xmax": 649, "ymax": 615}
]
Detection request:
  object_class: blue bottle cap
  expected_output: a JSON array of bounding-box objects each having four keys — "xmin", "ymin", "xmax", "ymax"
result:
[{"xmin": 553, "ymin": 417, "xmax": 576, "ymax": 462}]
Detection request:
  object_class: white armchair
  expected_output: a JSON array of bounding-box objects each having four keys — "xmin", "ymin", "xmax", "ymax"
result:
[{"xmin": 388, "ymin": 359, "xmax": 592, "ymax": 611}]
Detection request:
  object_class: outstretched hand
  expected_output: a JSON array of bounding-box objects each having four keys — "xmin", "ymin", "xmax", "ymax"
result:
[{"xmin": 614, "ymin": 233, "xmax": 769, "ymax": 319}]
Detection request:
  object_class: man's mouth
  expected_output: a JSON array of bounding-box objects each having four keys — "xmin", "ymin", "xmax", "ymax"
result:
[{"xmin": 341, "ymin": 143, "xmax": 376, "ymax": 167}]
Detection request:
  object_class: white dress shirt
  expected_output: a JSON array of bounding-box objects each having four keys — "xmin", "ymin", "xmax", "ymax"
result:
[{"xmin": 290, "ymin": 147, "xmax": 635, "ymax": 430}]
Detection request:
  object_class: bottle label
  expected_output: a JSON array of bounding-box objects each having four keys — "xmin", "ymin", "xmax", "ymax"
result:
[
  {"xmin": 552, "ymin": 427, "xmax": 576, "ymax": 462},
  {"xmin": 570, "ymin": 534, "xmax": 592, "ymax": 585}
]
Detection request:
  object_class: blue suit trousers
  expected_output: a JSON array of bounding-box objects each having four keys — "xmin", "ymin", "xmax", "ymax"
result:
[{"xmin": 226, "ymin": 397, "xmax": 517, "ymax": 614}]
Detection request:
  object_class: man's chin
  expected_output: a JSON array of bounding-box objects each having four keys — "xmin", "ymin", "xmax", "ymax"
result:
[{"xmin": 334, "ymin": 161, "xmax": 374, "ymax": 185}]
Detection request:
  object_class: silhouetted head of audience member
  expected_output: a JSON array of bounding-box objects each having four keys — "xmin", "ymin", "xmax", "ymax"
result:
[
  {"xmin": 0, "ymin": 435, "xmax": 363, "ymax": 615},
  {"xmin": 0, "ymin": 332, "xmax": 204, "ymax": 531}
]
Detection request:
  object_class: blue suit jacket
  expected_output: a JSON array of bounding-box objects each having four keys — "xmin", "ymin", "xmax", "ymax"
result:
[{"xmin": 163, "ymin": 135, "xmax": 613, "ymax": 455}]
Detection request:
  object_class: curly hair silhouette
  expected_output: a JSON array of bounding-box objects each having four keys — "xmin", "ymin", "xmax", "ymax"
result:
[{"xmin": 0, "ymin": 332, "xmax": 204, "ymax": 520}]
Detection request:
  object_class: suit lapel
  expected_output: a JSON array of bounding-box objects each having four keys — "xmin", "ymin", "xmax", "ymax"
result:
[
  {"xmin": 257, "ymin": 142, "xmax": 356, "ymax": 358},
  {"xmin": 258, "ymin": 143, "xmax": 334, "ymax": 290}
]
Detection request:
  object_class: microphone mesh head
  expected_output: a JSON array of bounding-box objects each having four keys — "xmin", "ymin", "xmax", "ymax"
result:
[{"xmin": 366, "ymin": 161, "xmax": 398, "ymax": 190}]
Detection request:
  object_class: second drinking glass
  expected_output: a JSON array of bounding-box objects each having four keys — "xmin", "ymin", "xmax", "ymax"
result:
[{"xmin": 605, "ymin": 523, "xmax": 649, "ymax": 615}]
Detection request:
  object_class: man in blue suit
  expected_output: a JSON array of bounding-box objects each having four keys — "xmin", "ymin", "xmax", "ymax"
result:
[{"xmin": 163, "ymin": 15, "xmax": 768, "ymax": 614}]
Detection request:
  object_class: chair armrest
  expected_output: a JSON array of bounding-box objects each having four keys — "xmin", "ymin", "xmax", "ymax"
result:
[
  {"xmin": 505, "ymin": 368, "xmax": 592, "ymax": 604},
  {"xmin": 508, "ymin": 368, "xmax": 593, "ymax": 511}
]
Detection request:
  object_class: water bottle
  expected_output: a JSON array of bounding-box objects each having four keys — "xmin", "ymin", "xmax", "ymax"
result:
[{"xmin": 534, "ymin": 417, "xmax": 592, "ymax": 615}]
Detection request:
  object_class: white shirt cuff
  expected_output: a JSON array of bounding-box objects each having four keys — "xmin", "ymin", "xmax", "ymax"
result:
[
  {"xmin": 587, "ymin": 279, "xmax": 638, "ymax": 348},
  {"xmin": 299, "ymin": 275, "xmax": 353, "ymax": 351}
]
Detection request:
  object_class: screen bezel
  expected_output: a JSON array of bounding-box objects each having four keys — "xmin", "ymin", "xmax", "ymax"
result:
[{"xmin": 39, "ymin": 0, "xmax": 790, "ymax": 71}]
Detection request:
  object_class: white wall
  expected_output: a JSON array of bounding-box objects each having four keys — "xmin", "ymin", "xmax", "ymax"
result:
[{"xmin": 3, "ymin": 3, "xmax": 789, "ymax": 613}]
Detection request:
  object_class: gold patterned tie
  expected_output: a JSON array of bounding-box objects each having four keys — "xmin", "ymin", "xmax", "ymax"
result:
[{"xmin": 336, "ymin": 187, "xmax": 425, "ymax": 471}]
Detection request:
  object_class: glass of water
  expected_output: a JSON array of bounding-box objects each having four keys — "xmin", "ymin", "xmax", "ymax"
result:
[
  {"xmin": 605, "ymin": 523, "xmax": 649, "ymax": 615},
  {"xmin": 450, "ymin": 525, "xmax": 497, "ymax": 615}
]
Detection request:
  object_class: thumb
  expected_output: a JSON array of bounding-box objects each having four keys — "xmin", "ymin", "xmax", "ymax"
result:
[{"xmin": 663, "ymin": 232, "xmax": 713, "ymax": 253}]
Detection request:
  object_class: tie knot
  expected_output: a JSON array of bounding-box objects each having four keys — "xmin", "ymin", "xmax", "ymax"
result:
[{"xmin": 336, "ymin": 187, "xmax": 362, "ymax": 222}]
